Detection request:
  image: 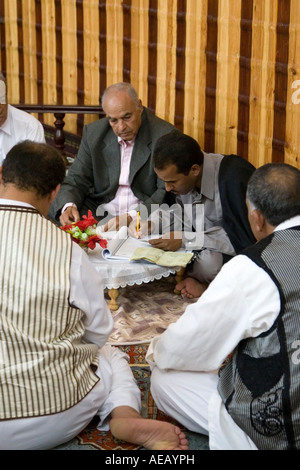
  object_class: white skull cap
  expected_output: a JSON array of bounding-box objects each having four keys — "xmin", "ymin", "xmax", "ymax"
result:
[{"xmin": 0, "ymin": 80, "xmax": 6, "ymax": 104}]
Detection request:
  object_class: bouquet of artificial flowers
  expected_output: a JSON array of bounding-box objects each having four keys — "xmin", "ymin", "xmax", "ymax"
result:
[{"xmin": 60, "ymin": 210, "xmax": 107, "ymax": 250}]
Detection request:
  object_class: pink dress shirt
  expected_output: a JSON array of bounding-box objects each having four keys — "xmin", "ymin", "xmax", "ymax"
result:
[
  {"xmin": 101, "ymin": 137, "xmax": 141, "ymax": 220},
  {"xmin": 63, "ymin": 137, "xmax": 141, "ymax": 220}
]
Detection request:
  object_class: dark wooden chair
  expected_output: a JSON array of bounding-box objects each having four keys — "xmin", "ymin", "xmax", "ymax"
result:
[{"xmin": 13, "ymin": 104, "xmax": 105, "ymax": 167}]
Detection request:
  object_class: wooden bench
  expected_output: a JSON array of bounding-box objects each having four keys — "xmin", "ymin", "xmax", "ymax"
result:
[{"xmin": 13, "ymin": 104, "xmax": 105, "ymax": 166}]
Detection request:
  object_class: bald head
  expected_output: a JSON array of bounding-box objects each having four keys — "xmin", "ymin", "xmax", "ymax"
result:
[
  {"xmin": 101, "ymin": 82, "xmax": 143, "ymax": 141},
  {"xmin": 246, "ymin": 163, "xmax": 300, "ymax": 226}
]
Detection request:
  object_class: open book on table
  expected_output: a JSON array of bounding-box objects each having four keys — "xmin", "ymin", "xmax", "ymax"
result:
[
  {"xmin": 100, "ymin": 226, "xmax": 152, "ymax": 260},
  {"xmin": 99, "ymin": 226, "xmax": 193, "ymax": 267}
]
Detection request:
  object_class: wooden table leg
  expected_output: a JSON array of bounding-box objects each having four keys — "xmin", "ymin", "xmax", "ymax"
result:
[
  {"xmin": 174, "ymin": 267, "xmax": 185, "ymax": 294},
  {"xmin": 108, "ymin": 288, "xmax": 119, "ymax": 310}
]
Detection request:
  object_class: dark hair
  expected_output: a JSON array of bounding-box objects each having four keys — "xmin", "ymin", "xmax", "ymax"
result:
[
  {"xmin": 246, "ymin": 162, "xmax": 300, "ymax": 225},
  {"xmin": 2, "ymin": 140, "xmax": 66, "ymax": 198},
  {"xmin": 153, "ymin": 131, "xmax": 204, "ymax": 175}
]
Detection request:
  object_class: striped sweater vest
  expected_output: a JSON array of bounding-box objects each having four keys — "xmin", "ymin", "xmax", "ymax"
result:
[
  {"xmin": 0, "ymin": 206, "xmax": 99, "ymax": 419},
  {"xmin": 218, "ymin": 226, "xmax": 300, "ymax": 450}
]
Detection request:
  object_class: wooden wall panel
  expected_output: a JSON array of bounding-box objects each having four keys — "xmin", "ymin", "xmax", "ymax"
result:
[
  {"xmin": 272, "ymin": 0, "xmax": 291, "ymax": 163},
  {"xmin": 1, "ymin": 0, "xmax": 300, "ymax": 169},
  {"xmin": 215, "ymin": 0, "xmax": 241, "ymax": 155},
  {"xmin": 174, "ymin": 0, "xmax": 186, "ymax": 131},
  {"xmin": 3, "ymin": 0, "xmax": 19, "ymax": 102},
  {"xmin": 130, "ymin": 0, "xmax": 149, "ymax": 102},
  {"xmin": 82, "ymin": 0, "xmax": 100, "ymax": 125},
  {"xmin": 237, "ymin": 1, "xmax": 253, "ymax": 160},
  {"xmin": 183, "ymin": 0, "xmax": 207, "ymax": 144},
  {"xmin": 248, "ymin": 0, "xmax": 277, "ymax": 168},
  {"xmin": 147, "ymin": 0, "xmax": 158, "ymax": 112},
  {"xmin": 60, "ymin": 0, "xmax": 77, "ymax": 132},
  {"xmin": 40, "ymin": 0, "xmax": 56, "ymax": 127},
  {"xmin": 204, "ymin": 0, "xmax": 218, "ymax": 153},
  {"xmin": 285, "ymin": 0, "xmax": 300, "ymax": 168},
  {"xmin": 106, "ymin": 0, "xmax": 124, "ymax": 85},
  {"xmin": 155, "ymin": 0, "xmax": 177, "ymax": 124}
]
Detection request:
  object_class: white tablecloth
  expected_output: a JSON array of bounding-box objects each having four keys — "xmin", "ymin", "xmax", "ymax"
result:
[{"xmin": 88, "ymin": 245, "xmax": 179, "ymax": 290}]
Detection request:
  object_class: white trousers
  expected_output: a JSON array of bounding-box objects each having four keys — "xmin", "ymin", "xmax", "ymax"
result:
[
  {"xmin": 150, "ymin": 366, "xmax": 257, "ymax": 450},
  {"xmin": 0, "ymin": 345, "xmax": 141, "ymax": 450}
]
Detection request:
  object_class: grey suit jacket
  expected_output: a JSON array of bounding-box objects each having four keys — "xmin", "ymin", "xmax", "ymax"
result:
[{"xmin": 52, "ymin": 107, "xmax": 175, "ymax": 221}]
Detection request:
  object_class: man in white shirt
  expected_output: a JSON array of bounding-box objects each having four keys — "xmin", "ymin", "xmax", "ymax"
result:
[
  {"xmin": 0, "ymin": 72, "xmax": 46, "ymax": 164},
  {"xmin": 147, "ymin": 162, "xmax": 300, "ymax": 450},
  {"xmin": 0, "ymin": 140, "xmax": 188, "ymax": 450}
]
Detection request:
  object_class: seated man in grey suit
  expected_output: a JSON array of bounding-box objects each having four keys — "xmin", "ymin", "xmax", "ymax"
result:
[
  {"xmin": 49, "ymin": 82, "xmax": 176, "ymax": 229},
  {"xmin": 131, "ymin": 132, "xmax": 256, "ymax": 299}
]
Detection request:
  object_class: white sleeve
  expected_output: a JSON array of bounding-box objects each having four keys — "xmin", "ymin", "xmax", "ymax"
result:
[
  {"xmin": 26, "ymin": 118, "xmax": 46, "ymax": 143},
  {"xmin": 146, "ymin": 255, "xmax": 281, "ymax": 371},
  {"xmin": 69, "ymin": 242, "xmax": 114, "ymax": 347}
]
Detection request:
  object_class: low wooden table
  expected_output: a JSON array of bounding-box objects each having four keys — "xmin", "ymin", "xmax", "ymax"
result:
[{"xmin": 88, "ymin": 245, "xmax": 185, "ymax": 310}]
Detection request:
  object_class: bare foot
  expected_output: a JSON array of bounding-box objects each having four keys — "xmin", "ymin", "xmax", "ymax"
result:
[
  {"xmin": 110, "ymin": 417, "xmax": 189, "ymax": 450},
  {"xmin": 176, "ymin": 277, "xmax": 208, "ymax": 299}
]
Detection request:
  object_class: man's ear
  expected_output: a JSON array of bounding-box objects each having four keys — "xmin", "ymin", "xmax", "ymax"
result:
[
  {"xmin": 252, "ymin": 208, "xmax": 266, "ymax": 234},
  {"xmin": 190, "ymin": 164, "xmax": 202, "ymax": 177}
]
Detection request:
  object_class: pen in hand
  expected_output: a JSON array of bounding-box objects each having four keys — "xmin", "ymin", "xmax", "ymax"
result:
[{"xmin": 136, "ymin": 211, "xmax": 140, "ymax": 236}]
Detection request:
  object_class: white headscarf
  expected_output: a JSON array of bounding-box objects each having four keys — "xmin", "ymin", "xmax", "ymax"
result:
[{"xmin": 0, "ymin": 80, "xmax": 6, "ymax": 104}]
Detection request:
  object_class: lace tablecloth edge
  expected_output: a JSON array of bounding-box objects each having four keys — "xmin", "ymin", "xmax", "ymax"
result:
[{"xmin": 104, "ymin": 269, "xmax": 177, "ymax": 290}]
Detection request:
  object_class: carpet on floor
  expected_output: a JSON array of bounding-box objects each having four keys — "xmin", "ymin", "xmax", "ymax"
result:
[
  {"xmin": 106, "ymin": 275, "xmax": 197, "ymax": 345},
  {"xmin": 53, "ymin": 277, "xmax": 209, "ymax": 450}
]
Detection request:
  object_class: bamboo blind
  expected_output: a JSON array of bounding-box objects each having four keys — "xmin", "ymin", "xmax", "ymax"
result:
[{"xmin": 0, "ymin": 0, "xmax": 300, "ymax": 169}]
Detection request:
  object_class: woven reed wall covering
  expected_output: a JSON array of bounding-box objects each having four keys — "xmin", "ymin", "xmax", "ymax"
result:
[{"xmin": 1, "ymin": 0, "xmax": 300, "ymax": 169}]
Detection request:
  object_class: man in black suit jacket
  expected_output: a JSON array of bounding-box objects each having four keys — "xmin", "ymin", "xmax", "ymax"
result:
[{"xmin": 49, "ymin": 82, "xmax": 176, "ymax": 228}]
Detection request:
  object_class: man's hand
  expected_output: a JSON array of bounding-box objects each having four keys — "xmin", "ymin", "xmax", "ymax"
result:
[
  {"xmin": 149, "ymin": 231, "xmax": 183, "ymax": 251},
  {"xmin": 128, "ymin": 218, "xmax": 153, "ymax": 239},
  {"xmin": 102, "ymin": 214, "xmax": 133, "ymax": 232},
  {"xmin": 59, "ymin": 206, "xmax": 80, "ymax": 225}
]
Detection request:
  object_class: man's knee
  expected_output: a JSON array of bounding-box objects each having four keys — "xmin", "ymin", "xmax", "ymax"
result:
[
  {"xmin": 186, "ymin": 250, "xmax": 223, "ymax": 283},
  {"xmin": 150, "ymin": 366, "xmax": 173, "ymax": 409}
]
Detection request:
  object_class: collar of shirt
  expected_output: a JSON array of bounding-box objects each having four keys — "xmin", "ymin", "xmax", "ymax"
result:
[
  {"xmin": 275, "ymin": 215, "xmax": 300, "ymax": 231},
  {"xmin": 199, "ymin": 153, "xmax": 219, "ymax": 201},
  {"xmin": 0, "ymin": 198, "xmax": 35, "ymax": 209},
  {"xmin": 118, "ymin": 136, "xmax": 135, "ymax": 147},
  {"xmin": 186, "ymin": 188, "xmax": 202, "ymax": 203}
]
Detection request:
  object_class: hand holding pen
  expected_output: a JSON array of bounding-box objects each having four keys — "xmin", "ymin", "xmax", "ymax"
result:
[
  {"xmin": 136, "ymin": 211, "xmax": 140, "ymax": 235},
  {"xmin": 128, "ymin": 211, "xmax": 152, "ymax": 239}
]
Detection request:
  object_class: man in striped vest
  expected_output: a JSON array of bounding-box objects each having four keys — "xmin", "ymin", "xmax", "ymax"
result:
[
  {"xmin": 0, "ymin": 140, "xmax": 188, "ymax": 450},
  {"xmin": 147, "ymin": 162, "xmax": 300, "ymax": 450}
]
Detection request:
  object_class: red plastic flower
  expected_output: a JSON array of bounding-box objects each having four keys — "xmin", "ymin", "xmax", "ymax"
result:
[
  {"xmin": 86, "ymin": 234, "xmax": 107, "ymax": 250},
  {"xmin": 75, "ymin": 210, "xmax": 98, "ymax": 231},
  {"xmin": 60, "ymin": 210, "xmax": 107, "ymax": 251}
]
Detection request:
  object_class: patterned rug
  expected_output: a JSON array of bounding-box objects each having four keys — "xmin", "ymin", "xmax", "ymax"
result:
[{"xmin": 106, "ymin": 275, "xmax": 197, "ymax": 345}]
